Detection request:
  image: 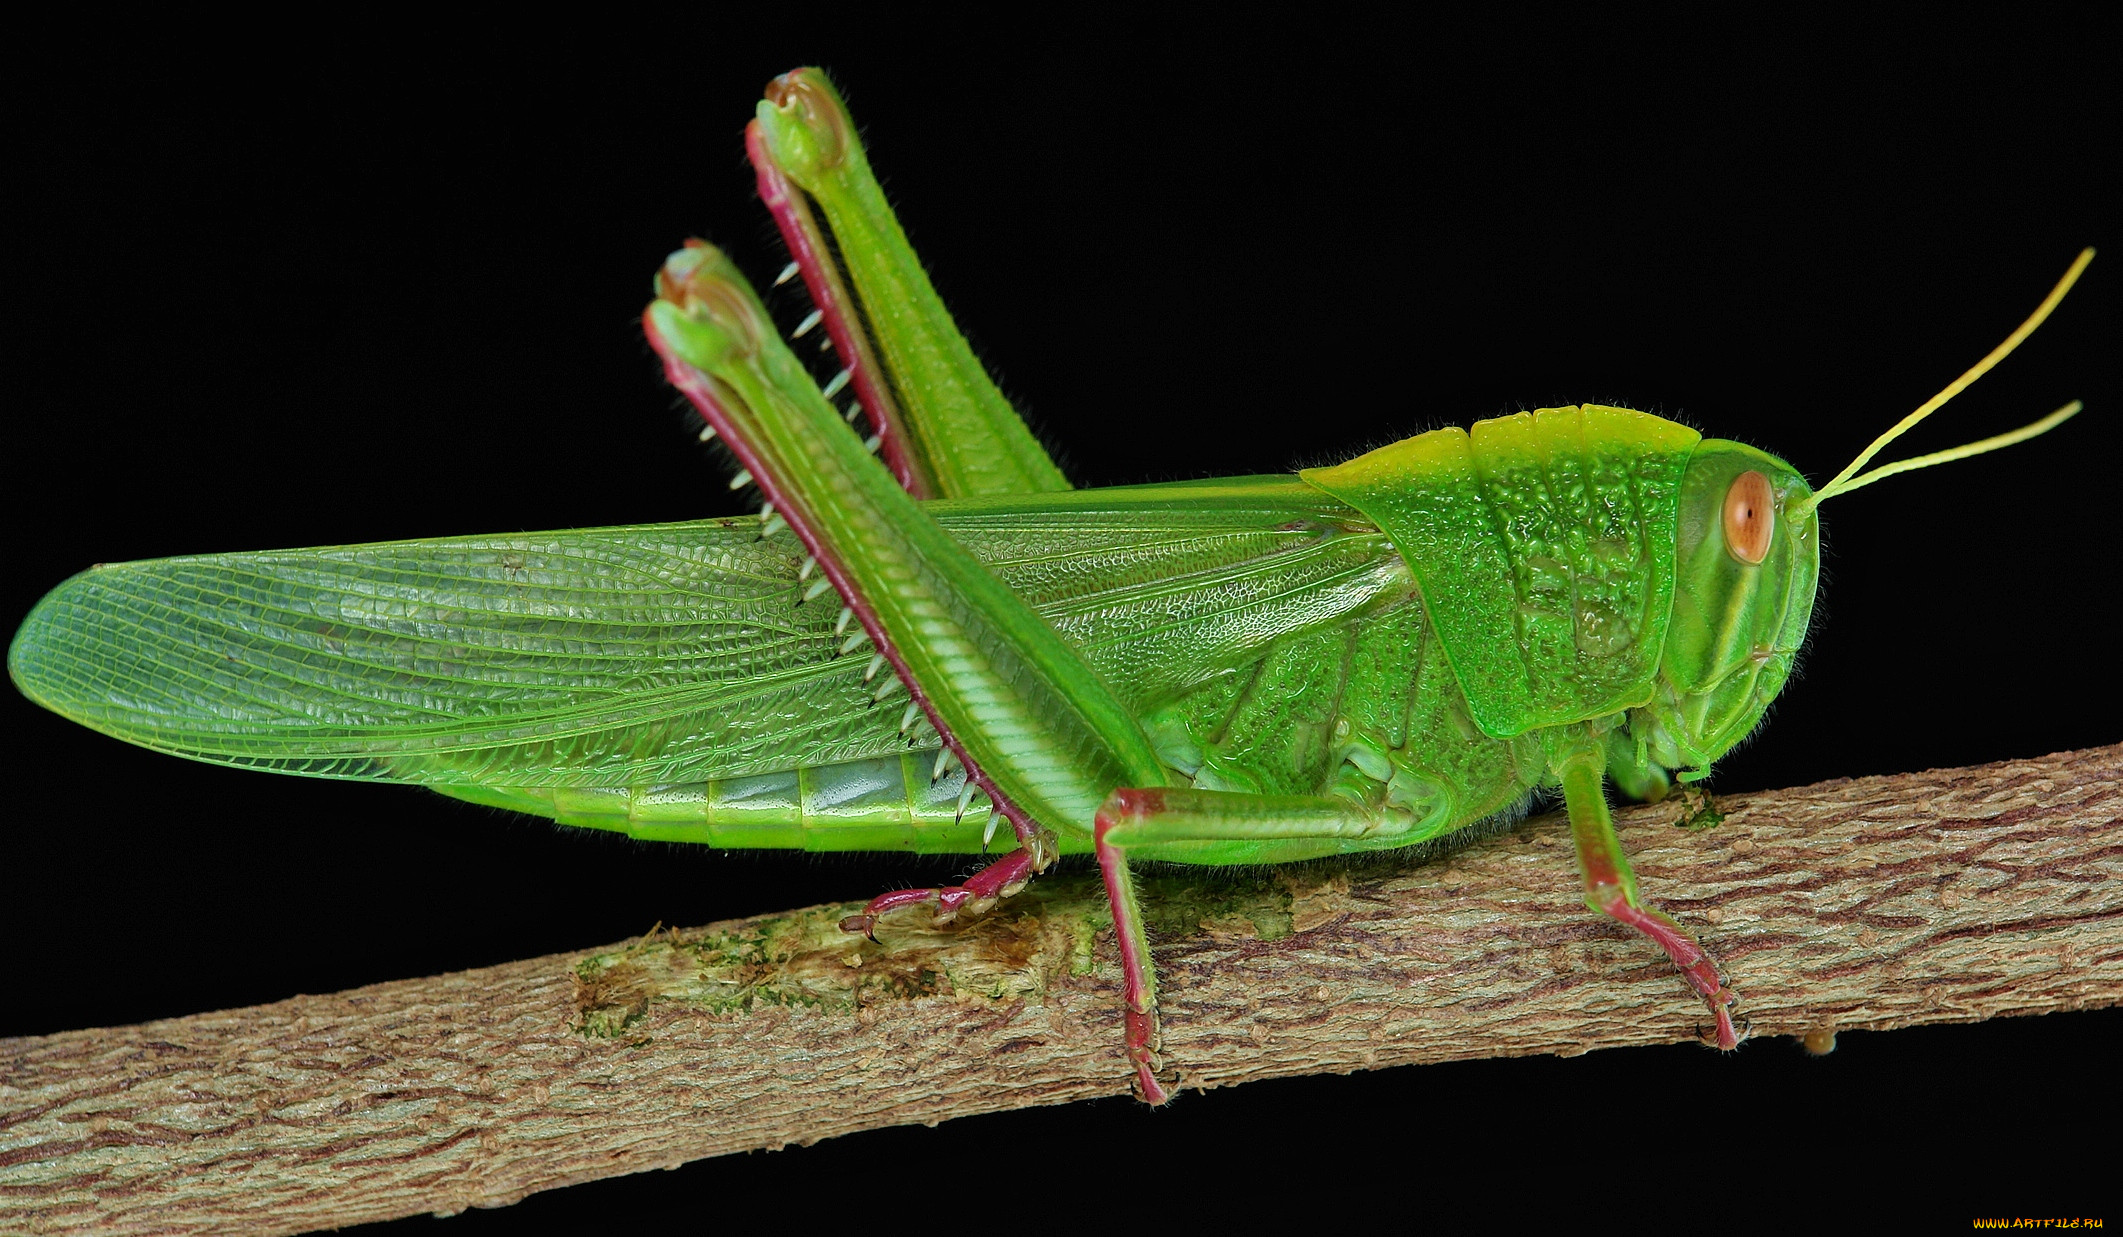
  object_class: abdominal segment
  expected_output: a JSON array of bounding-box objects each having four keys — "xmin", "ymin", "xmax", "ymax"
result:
[{"xmin": 429, "ymin": 751, "xmax": 1004, "ymax": 854}]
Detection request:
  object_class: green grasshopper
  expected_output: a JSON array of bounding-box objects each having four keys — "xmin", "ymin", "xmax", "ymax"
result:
[{"xmin": 7, "ymin": 68, "xmax": 2093, "ymax": 1104}]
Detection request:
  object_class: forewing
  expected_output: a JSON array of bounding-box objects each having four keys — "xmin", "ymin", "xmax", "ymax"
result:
[
  {"xmin": 9, "ymin": 519, "xmax": 876, "ymax": 787},
  {"xmin": 11, "ymin": 489, "xmax": 1403, "ymax": 791}
]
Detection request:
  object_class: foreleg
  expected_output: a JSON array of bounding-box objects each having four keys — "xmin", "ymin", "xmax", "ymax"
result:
[{"xmin": 1557, "ymin": 750, "xmax": 1741, "ymax": 1049}]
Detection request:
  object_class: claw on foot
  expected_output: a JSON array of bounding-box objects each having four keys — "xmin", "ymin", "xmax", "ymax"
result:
[{"xmin": 1125, "ymin": 1003, "xmax": 1170, "ymax": 1105}]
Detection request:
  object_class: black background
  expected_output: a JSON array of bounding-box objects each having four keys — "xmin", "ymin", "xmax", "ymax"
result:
[{"xmin": 6, "ymin": 10, "xmax": 2117, "ymax": 1230}]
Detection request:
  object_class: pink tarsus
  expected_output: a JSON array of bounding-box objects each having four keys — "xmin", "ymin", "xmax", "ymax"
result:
[
  {"xmin": 746, "ymin": 120, "xmax": 930, "ymax": 499},
  {"xmin": 1576, "ymin": 854, "xmax": 1741, "ymax": 1049},
  {"xmin": 1600, "ymin": 897, "xmax": 1741, "ymax": 1049},
  {"xmin": 839, "ymin": 845, "xmax": 1045, "ymax": 939},
  {"xmin": 642, "ymin": 310, "xmax": 1051, "ymax": 873},
  {"xmin": 1094, "ymin": 790, "xmax": 1170, "ymax": 1105}
]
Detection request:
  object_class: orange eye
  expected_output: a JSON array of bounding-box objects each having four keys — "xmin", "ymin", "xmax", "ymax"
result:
[{"xmin": 1722, "ymin": 470, "xmax": 1775, "ymax": 565}]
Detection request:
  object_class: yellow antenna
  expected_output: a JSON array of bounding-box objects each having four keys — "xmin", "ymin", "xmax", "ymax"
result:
[{"xmin": 1798, "ymin": 246, "xmax": 2094, "ymax": 515}]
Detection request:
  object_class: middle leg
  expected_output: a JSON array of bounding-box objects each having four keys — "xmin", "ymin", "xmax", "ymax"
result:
[{"xmin": 1093, "ymin": 788, "xmax": 1422, "ymax": 1104}]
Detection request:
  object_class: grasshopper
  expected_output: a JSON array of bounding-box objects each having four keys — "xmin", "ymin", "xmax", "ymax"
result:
[{"xmin": 8, "ymin": 69, "xmax": 2093, "ymax": 1103}]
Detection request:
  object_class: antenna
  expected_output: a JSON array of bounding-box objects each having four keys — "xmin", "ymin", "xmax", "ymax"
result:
[{"xmin": 1797, "ymin": 247, "xmax": 2094, "ymax": 514}]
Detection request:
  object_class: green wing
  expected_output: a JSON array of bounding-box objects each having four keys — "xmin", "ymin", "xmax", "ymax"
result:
[{"xmin": 10, "ymin": 479, "xmax": 1403, "ymax": 789}]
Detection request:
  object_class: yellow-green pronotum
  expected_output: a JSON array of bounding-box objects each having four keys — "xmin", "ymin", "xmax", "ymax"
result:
[{"xmin": 7, "ymin": 69, "xmax": 2094, "ymax": 1103}]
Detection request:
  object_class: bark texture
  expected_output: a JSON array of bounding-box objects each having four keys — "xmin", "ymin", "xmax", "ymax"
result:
[{"xmin": 4, "ymin": 745, "xmax": 2119, "ymax": 1235}]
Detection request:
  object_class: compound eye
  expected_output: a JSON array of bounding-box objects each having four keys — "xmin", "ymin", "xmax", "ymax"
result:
[{"xmin": 1722, "ymin": 470, "xmax": 1775, "ymax": 565}]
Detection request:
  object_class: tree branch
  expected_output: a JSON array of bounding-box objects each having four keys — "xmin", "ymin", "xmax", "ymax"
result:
[{"xmin": 5, "ymin": 745, "xmax": 2120, "ymax": 1234}]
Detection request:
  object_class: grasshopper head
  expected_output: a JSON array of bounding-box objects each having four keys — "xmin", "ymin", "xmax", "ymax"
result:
[
  {"xmin": 1610, "ymin": 247, "xmax": 2093, "ymax": 799},
  {"xmin": 1614, "ymin": 442, "xmax": 1819, "ymax": 796}
]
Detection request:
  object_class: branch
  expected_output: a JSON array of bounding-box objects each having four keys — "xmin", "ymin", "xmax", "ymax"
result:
[{"xmin": 5, "ymin": 745, "xmax": 2120, "ymax": 1234}]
